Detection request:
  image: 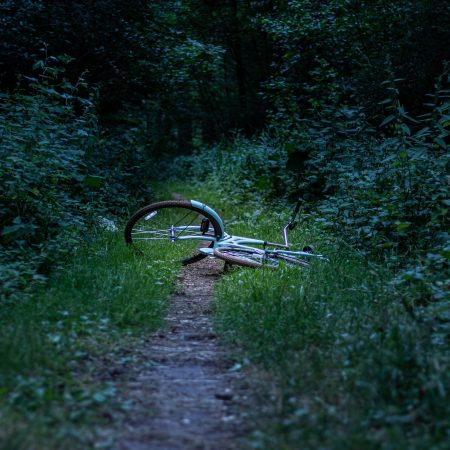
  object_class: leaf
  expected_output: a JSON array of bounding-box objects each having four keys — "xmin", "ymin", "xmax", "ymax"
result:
[
  {"xmin": 23, "ymin": 76, "xmax": 39, "ymax": 83},
  {"xmin": 285, "ymin": 143, "xmax": 296, "ymax": 153},
  {"xmin": 396, "ymin": 222, "xmax": 411, "ymax": 231},
  {"xmin": 228, "ymin": 363, "xmax": 242, "ymax": 372},
  {"xmin": 1, "ymin": 224, "xmax": 24, "ymax": 237},
  {"xmin": 93, "ymin": 393, "xmax": 106, "ymax": 403},
  {"xmin": 435, "ymin": 137, "xmax": 448, "ymax": 149},
  {"xmin": 399, "ymin": 107, "xmax": 420, "ymax": 123},
  {"xmin": 32, "ymin": 60, "xmax": 45, "ymax": 71},
  {"xmin": 380, "ymin": 114, "xmax": 396, "ymax": 128},
  {"xmin": 414, "ymin": 127, "xmax": 430, "ymax": 137},
  {"xmin": 84, "ymin": 175, "xmax": 105, "ymax": 188}
]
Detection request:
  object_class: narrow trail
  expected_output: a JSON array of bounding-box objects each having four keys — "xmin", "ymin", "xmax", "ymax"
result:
[{"xmin": 112, "ymin": 257, "xmax": 249, "ymax": 450}]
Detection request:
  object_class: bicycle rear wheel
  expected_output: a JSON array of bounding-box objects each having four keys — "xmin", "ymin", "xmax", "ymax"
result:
[
  {"xmin": 213, "ymin": 247, "xmax": 273, "ymax": 268},
  {"xmin": 213, "ymin": 247, "xmax": 309, "ymax": 268},
  {"xmin": 124, "ymin": 201, "xmax": 222, "ymax": 265},
  {"xmin": 273, "ymin": 254, "xmax": 309, "ymax": 267}
]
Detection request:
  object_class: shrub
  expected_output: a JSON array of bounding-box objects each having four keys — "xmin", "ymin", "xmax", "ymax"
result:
[{"xmin": 0, "ymin": 52, "xmax": 151, "ymax": 300}]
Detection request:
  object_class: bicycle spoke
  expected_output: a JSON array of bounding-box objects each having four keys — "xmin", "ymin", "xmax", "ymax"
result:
[
  {"xmin": 125, "ymin": 201, "xmax": 221, "ymax": 265},
  {"xmin": 132, "ymin": 229, "xmax": 168, "ymax": 235},
  {"xmin": 175, "ymin": 216, "xmax": 198, "ymax": 239}
]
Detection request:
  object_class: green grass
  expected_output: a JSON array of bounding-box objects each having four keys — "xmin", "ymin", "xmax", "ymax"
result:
[
  {"xmin": 3, "ymin": 182, "xmax": 448, "ymax": 449},
  {"xmin": 209, "ymin": 201, "xmax": 450, "ymax": 449},
  {"xmin": 0, "ymin": 229, "xmax": 179, "ymax": 449}
]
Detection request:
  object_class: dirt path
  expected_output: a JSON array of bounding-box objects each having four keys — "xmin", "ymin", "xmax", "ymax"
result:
[{"xmin": 111, "ymin": 256, "xmax": 249, "ymax": 450}]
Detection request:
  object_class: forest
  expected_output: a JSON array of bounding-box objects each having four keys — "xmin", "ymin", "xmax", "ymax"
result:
[{"xmin": 1, "ymin": 0, "xmax": 449, "ymax": 449}]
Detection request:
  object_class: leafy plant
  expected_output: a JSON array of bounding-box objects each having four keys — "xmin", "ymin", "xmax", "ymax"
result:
[
  {"xmin": 211, "ymin": 195, "xmax": 450, "ymax": 450},
  {"xmin": 0, "ymin": 231, "xmax": 178, "ymax": 449},
  {"xmin": 0, "ymin": 51, "xmax": 152, "ymax": 300}
]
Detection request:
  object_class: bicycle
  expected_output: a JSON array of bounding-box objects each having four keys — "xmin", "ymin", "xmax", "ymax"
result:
[{"xmin": 124, "ymin": 198, "xmax": 328, "ymax": 268}]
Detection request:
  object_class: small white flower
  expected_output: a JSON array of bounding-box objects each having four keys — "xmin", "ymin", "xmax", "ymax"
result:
[{"xmin": 97, "ymin": 217, "xmax": 118, "ymax": 232}]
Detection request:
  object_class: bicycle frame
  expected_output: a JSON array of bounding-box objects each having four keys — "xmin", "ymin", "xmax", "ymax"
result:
[
  {"xmin": 126, "ymin": 197, "xmax": 327, "ymax": 265},
  {"xmin": 213, "ymin": 234, "xmax": 325, "ymax": 260},
  {"xmin": 183, "ymin": 200, "xmax": 327, "ymax": 261}
]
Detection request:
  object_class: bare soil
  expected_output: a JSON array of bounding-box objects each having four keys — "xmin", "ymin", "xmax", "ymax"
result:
[{"xmin": 110, "ymin": 256, "xmax": 249, "ymax": 450}]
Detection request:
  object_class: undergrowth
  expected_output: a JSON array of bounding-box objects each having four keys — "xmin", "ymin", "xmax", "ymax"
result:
[
  {"xmin": 162, "ymin": 70, "xmax": 449, "ymax": 305},
  {"xmin": 0, "ymin": 52, "xmax": 151, "ymax": 302},
  {"xmin": 209, "ymin": 199, "xmax": 450, "ymax": 450},
  {"xmin": 172, "ymin": 172, "xmax": 449, "ymax": 448},
  {"xmin": 0, "ymin": 229, "xmax": 178, "ymax": 450},
  {"xmin": 164, "ymin": 139, "xmax": 448, "ymax": 307}
]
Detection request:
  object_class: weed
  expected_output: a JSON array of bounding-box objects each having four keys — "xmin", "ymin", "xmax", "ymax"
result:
[
  {"xmin": 0, "ymin": 230, "xmax": 178, "ymax": 449},
  {"xmin": 211, "ymin": 202, "xmax": 450, "ymax": 449}
]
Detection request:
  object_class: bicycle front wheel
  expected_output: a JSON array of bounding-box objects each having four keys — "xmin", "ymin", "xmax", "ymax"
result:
[
  {"xmin": 272, "ymin": 254, "xmax": 309, "ymax": 267},
  {"xmin": 124, "ymin": 201, "xmax": 222, "ymax": 265}
]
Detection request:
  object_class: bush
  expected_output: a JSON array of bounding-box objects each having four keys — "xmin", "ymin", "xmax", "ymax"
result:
[
  {"xmin": 162, "ymin": 134, "xmax": 294, "ymax": 202},
  {"xmin": 0, "ymin": 53, "xmax": 152, "ymax": 300},
  {"xmin": 296, "ymin": 75, "xmax": 450, "ymax": 303},
  {"xmin": 166, "ymin": 68, "xmax": 449, "ymax": 304}
]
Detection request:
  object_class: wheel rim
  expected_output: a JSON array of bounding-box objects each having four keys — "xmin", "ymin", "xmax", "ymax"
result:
[
  {"xmin": 215, "ymin": 248, "xmax": 308, "ymax": 268},
  {"xmin": 272, "ymin": 254, "xmax": 309, "ymax": 267},
  {"xmin": 221, "ymin": 248, "xmax": 263, "ymax": 263},
  {"xmin": 127, "ymin": 205, "xmax": 219, "ymax": 263},
  {"xmin": 215, "ymin": 247, "xmax": 278, "ymax": 268}
]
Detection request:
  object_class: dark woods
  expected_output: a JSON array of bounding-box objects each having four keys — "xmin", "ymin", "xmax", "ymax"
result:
[
  {"xmin": 1, "ymin": 0, "xmax": 449, "ymax": 300},
  {"xmin": 3, "ymin": 1, "xmax": 449, "ymax": 143}
]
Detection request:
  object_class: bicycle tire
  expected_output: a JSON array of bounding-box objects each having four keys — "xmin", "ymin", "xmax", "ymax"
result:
[
  {"xmin": 272, "ymin": 254, "xmax": 309, "ymax": 267},
  {"xmin": 213, "ymin": 247, "xmax": 309, "ymax": 268},
  {"xmin": 124, "ymin": 200, "xmax": 222, "ymax": 265},
  {"xmin": 213, "ymin": 247, "xmax": 270, "ymax": 268}
]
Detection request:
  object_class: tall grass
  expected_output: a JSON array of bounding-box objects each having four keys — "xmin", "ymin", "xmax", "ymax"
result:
[
  {"xmin": 0, "ymin": 229, "xmax": 178, "ymax": 449},
  {"xmin": 165, "ymin": 152, "xmax": 450, "ymax": 448},
  {"xmin": 211, "ymin": 200, "xmax": 450, "ymax": 449}
]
